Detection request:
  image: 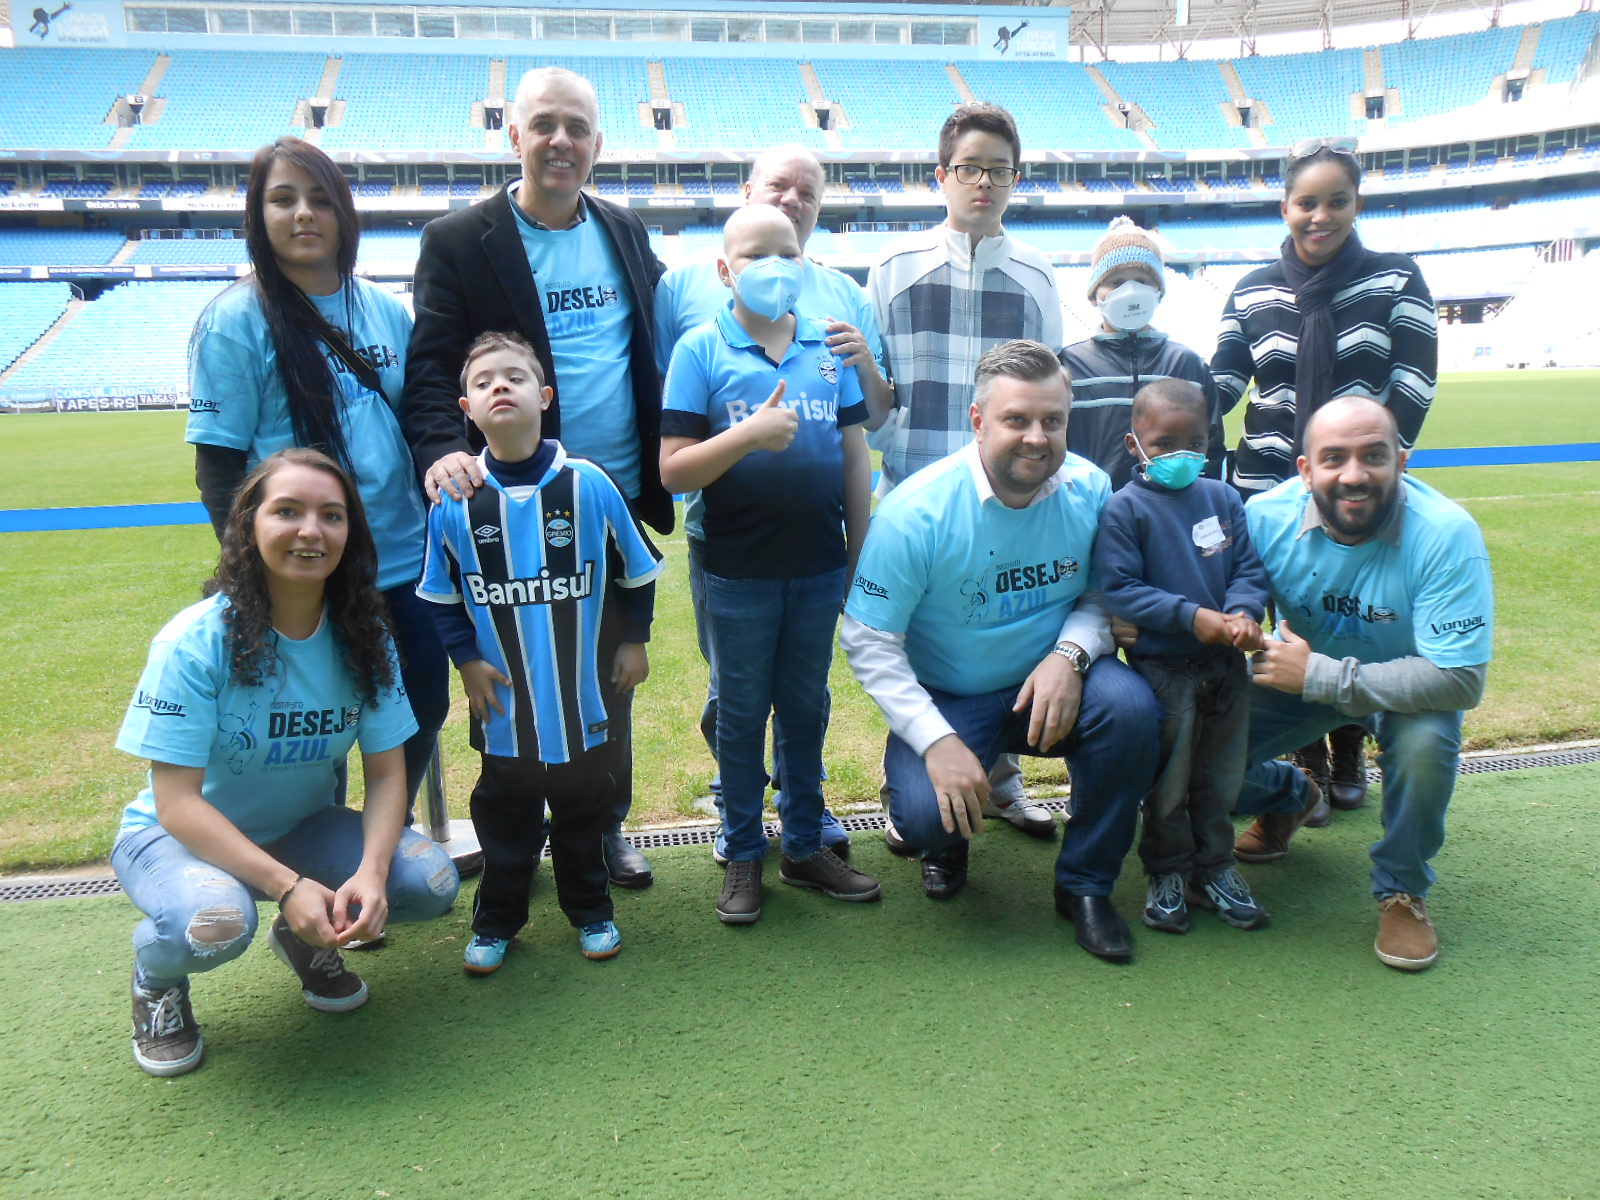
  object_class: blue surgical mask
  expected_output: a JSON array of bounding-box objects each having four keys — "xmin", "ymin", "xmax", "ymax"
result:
[
  {"xmin": 732, "ymin": 256, "xmax": 803, "ymax": 322},
  {"xmin": 1098, "ymin": 280, "xmax": 1161, "ymax": 332},
  {"xmin": 1133, "ymin": 433, "xmax": 1205, "ymax": 490}
]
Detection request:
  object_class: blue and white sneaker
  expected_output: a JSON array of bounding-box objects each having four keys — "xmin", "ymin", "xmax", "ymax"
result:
[
  {"xmin": 578, "ymin": 920, "xmax": 622, "ymax": 960},
  {"xmin": 462, "ymin": 934, "xmax": 509, "ymax": 975},
  {"xmin": 1142, "ymin": 871, "xmax": 1189, "ymax": 933},
  {"xmin": 1189, "ymin": 869, "xmax": 1270, "ymax": 930},
  {"xmin": 712, "ymin": 826, "xmax": 730, "ymax": 866}
]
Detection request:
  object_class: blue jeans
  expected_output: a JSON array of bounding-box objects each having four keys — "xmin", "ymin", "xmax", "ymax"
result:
[
  {"xmin": 702, "ymin": 566, "xmax": 847, "ymax": 862},
  {"xmin": 1235, "ymin": 687, "xmax": 1464, "ymax": 898},
  {"xmin": 1131, "ymin": 652, "xmax": 1249, "ymax": 879},
  {"xmin": 112, "ymin": 806, "xmax": 461, "ymax": 991},
  {"xmin": 689, "ymin": 543, "xmax": 844, "ymax": 847},
  {"xmin": 883, "ymin": 657, "xmax": 1161, "ymax": 895}
]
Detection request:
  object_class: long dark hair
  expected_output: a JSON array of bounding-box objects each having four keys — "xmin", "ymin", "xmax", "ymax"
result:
[
  {"xmin": 205, "ymin": 447, "xmax": 394, "ymax": 705},
  {"xmin": 240, "ymin": 136, "xmax": 363, "ymax": 474}
]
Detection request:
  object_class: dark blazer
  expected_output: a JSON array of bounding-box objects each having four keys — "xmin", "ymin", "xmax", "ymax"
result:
[{"xmin": 403, "ymin": 187, "xmax": 674, "ymax": 534}]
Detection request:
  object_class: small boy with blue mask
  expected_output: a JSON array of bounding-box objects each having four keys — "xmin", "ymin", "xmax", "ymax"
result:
[
  {"xmin": 1095, "ymin": 379, "xmax": 1273, "ymax": 934},
  {"xmin": 659, "ymin": 206, "xmax": 880, "ymax": 925},
  {"xmin": 1060, "ymin": 218, "xmax": 1225, "ymax": 490}
]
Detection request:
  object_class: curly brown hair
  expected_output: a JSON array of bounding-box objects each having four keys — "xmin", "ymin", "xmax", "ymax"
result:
[{"xmin": 204, "ymin": 448, "xmax": 395, "ymax": 705}]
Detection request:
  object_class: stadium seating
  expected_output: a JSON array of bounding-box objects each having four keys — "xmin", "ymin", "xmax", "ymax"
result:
[
  {"xmin": 1412, "ymin": 245, "xmax": 1541, "ymax": 298},
  {"xmin": 659, "ymin": 58, "xmax": 827, "ymax": 154},
  {"xmin": 809, "ymin": 60, "xmax": 962, "ymax": 151},
  {"xmin": 1230, "ymin": 48, "xmax": 1366, "ymax": 145},
  {"xmin": 1097, "ymin": 60, "xmax": 1255, "ymax": 151},
  {"xmin": 356, "ymin": 228, "xmax": 425, "ymax": 275},
  {"xmin": 319, "ymin": 54, "xmax": 488, "ymax": 154},
  {"xmin": 961, "ymin": 61, "xmax": 1145, "ymax": 151},
  {"xmin": 0, "ymin": 282, "xmax": 74, "ymax": 371},
  {"xmin": 1535, "ymin": 11, "xmax": 1600, "ymax": 84},
  {"xmin": 5, "ymin": 280, "xmax": 229, "ymax": 393},
  {"xmin": 0, "ymin": 48, "xmax": 153, "ymax": 150},
  {"xmin": 0, "ymin": 229, "xmax": 126, "ymax": 267},
  {"xmin": 1380, "ymin": 26, "xmax": 1523, "ymax": 126},
  {"xmin": 123, "ymin": 51, "xmax": 324, "ymax": 151},
  {"xmin": 125, "ymin": 237, "xmax": 250, "ymax": 266}
]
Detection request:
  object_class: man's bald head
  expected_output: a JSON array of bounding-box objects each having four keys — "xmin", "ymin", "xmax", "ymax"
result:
[
  {"xmin": 744, "ymin": 145, "xmax": 824, "ymax": 246},
  {"xmin": 1299, "ymin": 396, "xmax": 1406, "ymax": 546},
  {"xmin": 1303, "ymin": 396, "xmax": 1399, "ymax": 459}
]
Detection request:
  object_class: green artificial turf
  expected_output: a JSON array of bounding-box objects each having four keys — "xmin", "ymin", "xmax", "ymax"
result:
[{"xmin": 3, "ymin": 764, "xmax": 1597, "ymax": 1198}]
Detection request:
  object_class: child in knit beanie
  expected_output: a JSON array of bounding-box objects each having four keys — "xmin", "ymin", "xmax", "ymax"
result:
[
  {"xmin": 1085, "ymin": 215, "xmax": 1166, "ymax": 324},
  {"xmin": 1059, "ymin": 217, "xmax": 1223, "ymax": 488}
]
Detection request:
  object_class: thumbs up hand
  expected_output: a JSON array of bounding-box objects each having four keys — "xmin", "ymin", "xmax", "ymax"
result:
[{"xmin": 744, "ymin": 381, "xmax": 799, "ymax": 453}]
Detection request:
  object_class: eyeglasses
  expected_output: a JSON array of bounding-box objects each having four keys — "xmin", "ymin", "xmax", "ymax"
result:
[
  {"xmin": 1288, "ymin": 136, "xmax": 1359, "ymax": 161},
  {"xmin": 947, "ymin": 164, "xmax": 1019, "ymax": 188}
]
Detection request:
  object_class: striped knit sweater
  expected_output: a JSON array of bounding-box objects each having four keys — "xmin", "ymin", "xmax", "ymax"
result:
[{"xmin": 1211, "ymin": 250, "xmax": 1437, "ymax": 493}]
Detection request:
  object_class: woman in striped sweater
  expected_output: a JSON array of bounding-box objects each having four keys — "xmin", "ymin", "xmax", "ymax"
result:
[{"xmin": 1211, "ymin": 138, "xmax": 1439, "ymax": 815}]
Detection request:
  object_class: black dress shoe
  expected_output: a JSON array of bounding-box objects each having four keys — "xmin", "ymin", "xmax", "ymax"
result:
[
  {"xmin": 920, "ymin": 843, "xmax": 969, "ymax": 900},
  {"xmin": 1054, "ymin": 889, "xmax": 1132, "ymax": 961},
  {"xmin": 603, "ymin": 829, "xmax": 653, "ymax": 889}
]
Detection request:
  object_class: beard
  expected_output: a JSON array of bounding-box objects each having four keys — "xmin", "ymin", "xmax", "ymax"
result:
[{"xmin": 1313, "ymin": 480, "xmax": 1399, "ymax": 542}]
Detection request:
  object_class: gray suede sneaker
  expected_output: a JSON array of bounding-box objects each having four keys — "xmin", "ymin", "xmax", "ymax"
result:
[{"xmin": 131, "ymin": 970, "xmax": 203, "ymax": 1077}]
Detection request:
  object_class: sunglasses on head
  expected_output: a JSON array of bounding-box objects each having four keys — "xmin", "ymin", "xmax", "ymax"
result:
[{"xmin": 1288, "ymin": 136, "xmax": 1359, "ymax": 161}]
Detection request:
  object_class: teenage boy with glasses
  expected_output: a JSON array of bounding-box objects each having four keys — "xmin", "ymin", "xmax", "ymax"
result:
[{"xmin": 864, "ymin": 102, "xmax": 1065, "ymax": 856}]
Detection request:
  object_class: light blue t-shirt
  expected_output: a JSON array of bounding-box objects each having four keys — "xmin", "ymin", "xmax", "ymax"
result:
[
  {"xmin": 508, "ymin": 185, "xmax": 639, "ymax": 499},
  {"xmin": 653, "ymin": 256, "xmax": 885, "ymax": 540},
  {"xmin": 186, "ymin": 278, "xmax": 426, "ymax": 591},
  {"xmin": 1245, "ymin": 475, "xmax": 1493, "ymax": 668},
  {"xmin": 116, "ymin": 594, "xmax": 418, "ymax": 845},
  {"xmin": 662, "ymin": 307, "xmax": 865, "ymax": 579},
  {"xmin": 845, "ymin": 443, "xmax": 1110, "ymax": 696}
]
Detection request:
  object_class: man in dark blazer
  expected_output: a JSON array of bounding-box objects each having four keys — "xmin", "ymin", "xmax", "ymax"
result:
[{"xmin": 404, "ymin": 65, "xmax": 670, "ymax": 887}]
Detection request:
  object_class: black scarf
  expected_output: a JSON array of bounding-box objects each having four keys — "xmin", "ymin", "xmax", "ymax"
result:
[{"xmin": 1278, "ymin": 228, "xmax": 1372, "ymax": 452}]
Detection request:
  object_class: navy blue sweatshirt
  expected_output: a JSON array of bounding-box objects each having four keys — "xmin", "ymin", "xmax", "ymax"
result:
[{"xmin": 1095, "ymin": 473, "xmax": 1269, "ymax": 659}]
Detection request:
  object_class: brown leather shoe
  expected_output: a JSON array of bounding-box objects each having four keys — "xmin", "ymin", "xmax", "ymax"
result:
[
  {"xmin": 1235, "ymin": 776, "xmax": 1325, "ymax": 862},
  {"xmin": 1328, "ymin": 725, "xmax": 1370, "ymax": 810},
  {"xmin": 1375, "ymin": 893, "xmax": 1438, "ymax": 970}
]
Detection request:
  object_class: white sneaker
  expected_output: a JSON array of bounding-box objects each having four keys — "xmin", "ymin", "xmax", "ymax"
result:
[
  {"xmin": 883, "ymin": 812, "xmax": 914, "ymax": 856},
  {"xmin": 981, "ymin": 793, "xmax": 1057, "ymax": 839}
]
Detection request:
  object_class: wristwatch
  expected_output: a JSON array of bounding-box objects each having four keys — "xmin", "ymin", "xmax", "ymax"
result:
[{"xmin": 1051, "ymin": 640, "xmax": 1090, "ymax": 674}]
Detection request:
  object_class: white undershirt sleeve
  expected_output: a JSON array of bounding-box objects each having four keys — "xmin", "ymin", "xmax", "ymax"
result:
[
  {"xmin": 840, "ymin": 615, "xmax": 956, "ymax": 756},
  {"xmin": 1057, "ymin": 591, "xmax": 1114, "ymax": 663}
]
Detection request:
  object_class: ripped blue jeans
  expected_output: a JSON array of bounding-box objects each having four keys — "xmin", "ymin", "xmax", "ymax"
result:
[{"xmin": 112, "ymin": 806, "xmax": 460, "ymax": 991}]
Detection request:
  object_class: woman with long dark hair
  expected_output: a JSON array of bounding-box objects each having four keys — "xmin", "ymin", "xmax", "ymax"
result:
[
  {"xmin": 112, "ymin": 449, "xmax": 460, "ymax": 1077},
  {"xmin": 1212, "ymin": 139, "xmax": 1439, "ymax": 814},
  {"xmin": 186, "ymin": 136, "xmax": 447, "ymax": 807}
]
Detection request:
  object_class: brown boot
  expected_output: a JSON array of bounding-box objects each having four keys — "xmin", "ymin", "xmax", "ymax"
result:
[
  {"xmin": 1235, "ymin": 776, "xmax": 1325, "ymax": 863},
  {"xmin": 1328, "ymin": 725, "xmax": 1370, "ymax": 810},
  {"xmin": 1292, "ymin": 739, "xmax": 1333, "ymax": 827},
  {"xmin": 1375, "ymin": 893, "xmax": 1438, "ymax": 971}
]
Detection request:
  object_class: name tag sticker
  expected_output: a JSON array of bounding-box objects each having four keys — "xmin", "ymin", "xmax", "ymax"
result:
[{"xmin": 1191, "ymin": 516, "xmax": 1225, "ymax": 551}]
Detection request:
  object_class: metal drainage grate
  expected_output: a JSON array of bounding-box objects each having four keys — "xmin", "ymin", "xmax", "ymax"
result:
[
  {"xmin": 5, "ymin": 744, "xmax": 1595, "ymax": 904},
  {"xmin": 0, "ymin": 876, "xmax": 126, "ymax": 903}
]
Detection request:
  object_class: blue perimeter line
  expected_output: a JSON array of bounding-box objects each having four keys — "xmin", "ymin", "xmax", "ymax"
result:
[{"xmin": 3, "ymin": 443, "xmax": 1598, "ymax": 534}]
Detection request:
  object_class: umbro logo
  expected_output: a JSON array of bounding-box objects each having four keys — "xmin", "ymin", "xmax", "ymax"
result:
[{"xmin": 473, "ymin": 524, "xmax": 501, "ymax": 543}]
